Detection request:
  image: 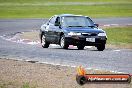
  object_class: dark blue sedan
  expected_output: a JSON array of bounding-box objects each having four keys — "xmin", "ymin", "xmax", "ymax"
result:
[{"xmin": 40, "ymin": 14, "xmax": 107, "ymax": 51}]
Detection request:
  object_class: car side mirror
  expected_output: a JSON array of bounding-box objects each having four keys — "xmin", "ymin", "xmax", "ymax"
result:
[
  {"xmin": 55, "ymin": 22, "xmax": 62, "ymax": 29},
  {"xmin": 94, "ymin": 24, "xmax": 99, "ymax": 27},
  {"xmin": 55, "ymin": 22, "xmax": 60, "ymax": 26}
]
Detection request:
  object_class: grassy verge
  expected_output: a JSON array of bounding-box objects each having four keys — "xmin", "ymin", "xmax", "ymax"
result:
[
  {"xmin": 0, "ymin": 0, "xmax": 131, "ymax": 3},
  {"xmin": 104, "ymin": 26, "xmax": 132, "ymax": 48},
  {"xmin": 0, "ymin": 0, "xmax": 132, "ymax": 18}
]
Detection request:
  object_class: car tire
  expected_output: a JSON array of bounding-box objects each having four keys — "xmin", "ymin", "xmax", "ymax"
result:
[
  {"xmin": 77, "ymin": 45, "xmax": 85, "ymax": 50},
  {"xmin": 60, "ymin": 35, "xmax": 69, "ymax": 49},
  {"xmin": 41, "ymin": 34, "xmax": 50, "ymax": 48},
  {"xmin": 97, "ymin": 44, "xmax": 105, "ymax": 51}
]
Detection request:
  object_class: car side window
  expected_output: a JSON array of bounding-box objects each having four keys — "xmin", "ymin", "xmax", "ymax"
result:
[
  {"xmin": 45, "ymin": 20, "xmax": 50, "ymax": 25},
  {"xmin": 49, "ymin": 16, "xmax": 57, "ymax": 24},
  {"xmin": 44, "ymin": 16, "xmax": 52, "ymax": 26}
]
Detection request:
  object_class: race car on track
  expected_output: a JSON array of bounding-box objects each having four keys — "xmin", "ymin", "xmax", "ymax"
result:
[{"xmin": 40, "ymin": 14, "xmax": 107, "ymax": 51}]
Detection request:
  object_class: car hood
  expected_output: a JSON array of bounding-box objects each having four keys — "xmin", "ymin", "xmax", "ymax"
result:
[{"xmin": 63, "ymin": 27, "xmax": 105, "ymax": 33}]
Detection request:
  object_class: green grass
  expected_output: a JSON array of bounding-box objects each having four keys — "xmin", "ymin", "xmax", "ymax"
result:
[
  {"xmin": 22, "ymin": 82, "xmax": 36, "ymax": 88},
  {"xmin": 0, "ymin": 81, "xmax": 36, "ymax": 88},
  {"xmin": 0, "ymin": 0, "xmax": 132, "ymax": 18},
  {"xmin": 0, "ymin": 0, "xmax": 132, "ymax": 3},
  {"xmin": 104, "ymin": 27, "xmax": 132, "ymax": 45}
]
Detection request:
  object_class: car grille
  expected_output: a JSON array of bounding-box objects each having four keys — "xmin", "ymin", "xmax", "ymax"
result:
[{"xmin": 82, "ymin": 33, "xmax": 97, "ymax": 36}]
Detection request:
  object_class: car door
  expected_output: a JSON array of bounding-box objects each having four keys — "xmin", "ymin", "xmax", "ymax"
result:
[
  {"xmin": 52, "ymin": 16, "xmax": 62, "ymax": 44},
  {"xmin": 45, "ymin": 16, "xmax": 57, "ymax": 42}
]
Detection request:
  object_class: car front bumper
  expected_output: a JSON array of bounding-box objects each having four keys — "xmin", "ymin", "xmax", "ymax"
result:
[{"xmin": 65, "ymin": 36, "xmax": 107, "ymax": 46}]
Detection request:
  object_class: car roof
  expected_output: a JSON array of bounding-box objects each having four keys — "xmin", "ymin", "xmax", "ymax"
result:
[{"xmin": 56, "ymin": 14, "xmax": 86, "ymax": 17}]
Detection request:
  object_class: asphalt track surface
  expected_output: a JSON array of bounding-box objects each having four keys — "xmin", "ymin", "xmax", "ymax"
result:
[{"xmin": 0, "ymin": 18, "xmax": 132, "ymax": 73}]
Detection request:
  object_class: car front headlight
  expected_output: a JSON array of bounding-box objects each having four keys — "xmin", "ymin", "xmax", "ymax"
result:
[
  {"xmin": 68, "ymin": 32, "xmax": 81, "ymax": 36},
  {"xmin": 98, "ymin": 33, "xmax": 107, "ymax": 36}
]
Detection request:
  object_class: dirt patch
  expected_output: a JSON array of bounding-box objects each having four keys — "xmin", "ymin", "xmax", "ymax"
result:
[
  {"xmin": 19, "ymin": 31, "xmax": 40, "ymax": 42},
  {"xmin": 0, "ymin": 58, "xmax": 131, "ymax": 88}
]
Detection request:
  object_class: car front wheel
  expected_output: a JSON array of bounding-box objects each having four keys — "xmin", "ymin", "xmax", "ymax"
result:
[
  {"xmin": 41, "ymin": 34, "xmax": 50, "ymax": 48},
  {"xmin": 60, "ymin": 35, "xmax": 69, "ymax": 49},
  {"xmin": 97, "ymin": 44, "xmax": 105, "ymax": 51}
]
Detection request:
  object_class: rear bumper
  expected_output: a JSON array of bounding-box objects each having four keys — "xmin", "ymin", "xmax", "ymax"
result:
[{"xmin": 65, "ymin": 36, "xmax": 107, "ymax": 46}]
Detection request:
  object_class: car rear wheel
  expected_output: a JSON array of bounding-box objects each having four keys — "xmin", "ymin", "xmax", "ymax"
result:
[
  {"xmin": 60, "ymin": 35, "xmax": 69, "ymax": 49},
  {"xmin": 97, "ymin": 44, "xmax": 105, "ymax": 51},
  {"xmin": 77, "ymin": 45, "xmax": 85, "ymax": 50},
  {"xmin": 41, "ymin": 34, "xmax": 50, "ymax": 48}
]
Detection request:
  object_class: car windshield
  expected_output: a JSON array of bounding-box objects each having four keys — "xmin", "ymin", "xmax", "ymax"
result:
[{"xmin": 61, "ymin": 16, "xmax": 94, "ymax": 27}]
